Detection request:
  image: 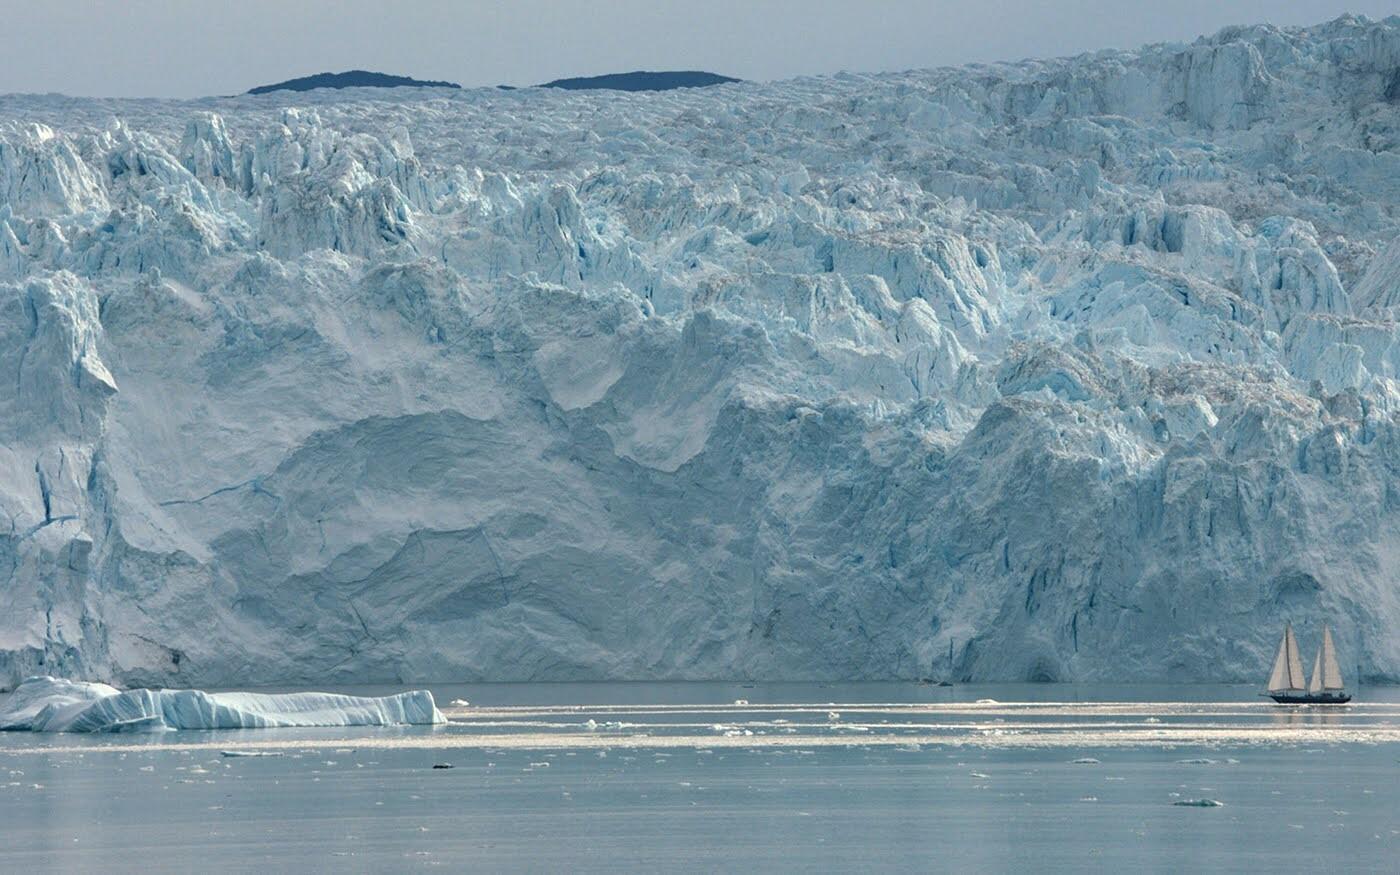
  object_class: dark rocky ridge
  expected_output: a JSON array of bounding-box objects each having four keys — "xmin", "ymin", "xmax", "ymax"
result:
[
  {"xmin": 248, "ymin": 70, "xmax": 461, "ymax": 95},
  {"xmin": 540, "ymin": 71, "xmax": 739, "ymax": 91},
  {"xmin": 246, "ymin": 70, "xmax": 738, "ymax": 96}
]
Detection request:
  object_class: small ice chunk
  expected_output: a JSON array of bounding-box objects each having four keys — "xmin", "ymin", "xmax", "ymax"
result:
[{"xmin": 1173, "ymin": 799, "xmax": 1225, "ymax": 807}]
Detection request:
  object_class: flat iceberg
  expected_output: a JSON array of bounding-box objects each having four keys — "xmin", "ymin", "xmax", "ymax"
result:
[{"xmin": 0, "ymin": 676, "xmax": 445, "ymax": 732}]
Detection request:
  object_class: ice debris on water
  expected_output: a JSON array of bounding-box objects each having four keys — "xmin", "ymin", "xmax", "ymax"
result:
[{"xmin": 1173, "ymin": 799, "xmax": 1225, "ymax": 807}]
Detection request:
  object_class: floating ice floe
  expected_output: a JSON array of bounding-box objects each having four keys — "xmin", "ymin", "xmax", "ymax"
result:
[
  {"xmin": 1173, "ymin": 799, "xmax": 1225, "ymax": 807},
  {"xmin": 220, "ymin": 750, "xmax": 284, "ymax": 757},
  {"xmin": 0, "ymin": 676, "xmax": 444, "ymax": 732}
]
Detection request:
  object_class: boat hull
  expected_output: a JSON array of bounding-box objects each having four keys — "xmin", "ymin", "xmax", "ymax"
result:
[{"xmin": 1267, "ymin": 692, "xmax": 1351, "ymax": 704}]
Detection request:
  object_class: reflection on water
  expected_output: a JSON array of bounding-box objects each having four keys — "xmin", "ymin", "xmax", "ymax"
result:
[
  {"xmin": 1267, "ymin": 707, "xmax": 1345, "ymax": 729},
  {"xmin": 201, "ymin": 681, "xmax": 1400, "ymax": 708},
  {"xmin": 1, "ymin": 684, "xmax": 1397, "ymax": 871},
  {"xmin": 4, "ymin": 683, "xmax": 1398, "ymax": 754}
]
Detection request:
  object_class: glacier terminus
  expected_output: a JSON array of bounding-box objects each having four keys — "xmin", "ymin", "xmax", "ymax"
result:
[{"xmin": 4, "ymin": 16, "xmax": 1400, "ymax": 688}]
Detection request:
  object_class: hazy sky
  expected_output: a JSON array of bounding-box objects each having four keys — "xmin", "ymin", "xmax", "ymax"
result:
[{"xmin": 2, "ymin": 0, "xmax": 1397, "ymax": 98}]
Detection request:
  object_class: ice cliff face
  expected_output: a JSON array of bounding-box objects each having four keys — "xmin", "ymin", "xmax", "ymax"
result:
[{"xmin": 4, "ymin": 16, "xmax": 1400, "ymax": 687}]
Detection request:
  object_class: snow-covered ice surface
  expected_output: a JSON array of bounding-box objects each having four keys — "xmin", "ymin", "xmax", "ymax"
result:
[
  {"xmin": 0, "ymin": 676, "xmax": 443, "ymax": 731},
  {"xmin": 5, "ymin": 16, "xmax": 1400, "ymax": 686}
]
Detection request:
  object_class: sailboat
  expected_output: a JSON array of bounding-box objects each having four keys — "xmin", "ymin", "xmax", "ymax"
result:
[{"xmin": 1265, "ymin": 622, "xmax": 1351, "ymax": 704}]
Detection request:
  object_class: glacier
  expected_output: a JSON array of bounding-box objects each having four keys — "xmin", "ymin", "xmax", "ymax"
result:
[
  {"xmin": 0, "ymin": 676, "xmax": 443, "ymax": 731},
  {"xmin": 2, "ymin": 16, "xmax": 1400, "ymax": 687}
]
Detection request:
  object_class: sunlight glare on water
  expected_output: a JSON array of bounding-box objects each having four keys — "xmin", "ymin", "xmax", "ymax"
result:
[{"xmin": 1, "ymin": 683, "xmax": 1397, "ymax": 871}]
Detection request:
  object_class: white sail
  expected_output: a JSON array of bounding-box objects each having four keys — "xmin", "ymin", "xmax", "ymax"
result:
[
  {"xmin": 1286, "ymin": 624, "xmax": 1306, "ymax": 689},
  {"xmin": 1308, "ymin": 646, "xmax": 1324, "ymax": 694},
  {"xmin": 1268, "ymin": 628, "xmax": 1290, "ymax": 691},
  {"xmin": 1268, "ymin": 624, "xmax": 1307, "ymax": 692},
  {"xmin": 1320, "ymin": 625, "xmax": 1344, "ymax": 689}
]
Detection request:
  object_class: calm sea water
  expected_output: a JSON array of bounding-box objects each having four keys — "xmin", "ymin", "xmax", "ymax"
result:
[{"xmin": 2, "ymin": 683, "xmax": 1397, "ymax": 872}]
